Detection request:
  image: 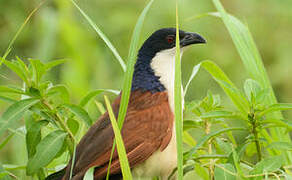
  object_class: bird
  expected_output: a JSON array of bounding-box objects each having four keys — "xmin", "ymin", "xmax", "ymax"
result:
[{"xmin": 46, "ymin": 28, "xmax": 206, "ymax": 180}]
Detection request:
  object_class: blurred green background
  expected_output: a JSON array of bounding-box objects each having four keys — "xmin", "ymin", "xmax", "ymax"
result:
[{"xmin": 0, "ymin": 0, "xmax": 292, "ymax": 178}]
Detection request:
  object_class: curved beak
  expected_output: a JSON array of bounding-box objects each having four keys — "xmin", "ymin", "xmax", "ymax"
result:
[{"xmin": 180, "ymin": 32, "xmax": 206, "ymax": 47}]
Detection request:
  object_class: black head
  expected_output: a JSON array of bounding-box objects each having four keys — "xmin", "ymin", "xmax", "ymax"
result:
[{"xmin": 138, "ymin": 28, "xmax": 206, "ymax": 57}]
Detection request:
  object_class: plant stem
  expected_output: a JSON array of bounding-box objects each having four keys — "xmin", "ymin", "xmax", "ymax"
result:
[
  {"xmin": 205, "ymin": 119, "xmax": 214, "ymax": 180},
  {"xmin": 249, "ymin": 110, "xmax": 262, "ymax": 161},
  {"xmin": 41, "ymin": 100, "xmax": 76, "ymax": 154}
]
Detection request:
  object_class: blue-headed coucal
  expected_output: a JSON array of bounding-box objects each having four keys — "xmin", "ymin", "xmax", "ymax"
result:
[{"xmin": 46, "ymin": 28, "xmax": 206, "ymax": 180}]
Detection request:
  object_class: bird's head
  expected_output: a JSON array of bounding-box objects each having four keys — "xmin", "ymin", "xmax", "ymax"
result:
[
  {"xmin": 138, "ymin": 28, "xmax": 206, "ymax": 58},
  {"xmin": 133, "ymin": 28, "xmax": 206, "ymax": 93}
]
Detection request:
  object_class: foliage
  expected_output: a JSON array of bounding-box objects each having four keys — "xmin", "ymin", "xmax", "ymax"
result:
[{"xmin": 0, "ymin": 0, "xmax": 292, "ymax": 179}]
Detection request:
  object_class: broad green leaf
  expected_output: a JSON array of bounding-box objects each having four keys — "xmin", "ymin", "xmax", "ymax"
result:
[
  {"xmin": 83, "ymin": 167, "xmax": 94, "ymax": 180},
  {"xmin": 187, "ymin": 127, "xmax": 246, "ymax": 160},
  {"xmin": 67, "ymin": 118, "xmax": 79, "ymax": 135},
  {"xmin": 214, "ymin": 163, "xmax": 236, "ymax": 180},
  {"xmin": 0, "ymin": 96, "xmax": 16, "ymax": 103},
  {"xmin": 267, "ymin": 142, "xmax": 292, "ymax": 151},
  {"xmin": 46, "ymin": 85, "xmax": 70, "ymax": 103},
  {"xmin": 259, "ymin": 103, "xmax": 292, "ymax": 117},
  {"xmin": 251, "ymin": 156, "xmax": 282, "ymax": 178},
  {"xmin": 2, "ymin": 164, "xmax": 26, "ymax": 171},
  {"xmin": 0, "ymin": 86, "xmax": 24, "ymax": 94},
  {"xmin": 182, "ymin": 131, "xmax": 196, "ymax": 147},
  {"xmin": 244, "ymin": 79, "xmax": 262, "ymax": 103},
  {"xmin": 104, "ymin": 96, "xmax": 132, "ymax": 180},
  {"xmin": 261, "ymin": 119, "xmax": 292, "ymax": 127},
  {"xmin": 194, "ymin": 163, "xmax": 209, "ymax": 180},
  {"xmin": 0, "ymin": 98, "xmax": 39, "ymax": 136},
  {"xmin": 3, "ymin": 59, "xmax": 29, "ymax": 85},
  {"xmin": 45, "ymin": 59, "xmax": 67, "ymax": 70},
  {"xmin": 80, "ymin": 89, "xmax": 119, "ymax": 107},
  {"xmin": 26, "ymin": 130, "xmax": 67, "ymax": 175},
  {"xmin": 26, "ymin": 120, "xmax": 49, "ymax": 158},
  {"xmin": 29, "ymin": 59, "xmax": 46, "ymax": 86},
  {"xmin": 63, "ymin": 104, "xmax": 92, "ymax": 127},
  {"xmin": 16, "ymin": 56, "xmax": 30, "ymax": 80},
  {"xmin": 183, "ymin": 120, "xmax": 200, "ymax": 131},
  {"xmin": 69, "ymin": 0, "xmax": 126, "ymax": 71}
]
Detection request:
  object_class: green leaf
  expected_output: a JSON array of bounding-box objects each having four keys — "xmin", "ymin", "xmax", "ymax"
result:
[
  {"xmin": 0, "ymin": 164, "xmax": 13, "ymax": 180},
  {"xmin": 212, "ymin": 0, "xmax": 292, "ymax": 162},
  {"xmin": 69, "ymin": 0, "xmax": 126, "ymax": 71},
  {"xmin": 46, "ymin": 85, "xmax": 70, "ymax": 103},
  {"xmin": 184, "ymin": 63, "xmax": 201, "ymax": 97},
  {"xmin": 45, "ymin": 59, "xmax": 67, "ymax": 70},
  {"xmin": 67, "ymin": 118, "xmax": 79, "ymax": 135},
  {"xmin": 15, "ymin": 56, "xmax": 30, "ymax": 80},
  {"xmin": 63, "ymin": 104, "xmax": 92, "ymax": 127},
  {"xmin": 26, "ymin": 130, "xmax": 67, "ymax": 175},
  {"xmin": 80, "ymin": 89, "xmax": 119, "ymax": 107},
  {"xmin": 259, "ymin": 103, "xmax": 292, "ymax": 117},
  {"xmin": 26, "ymin": 120, "xmax": 49, "ymax": 158},
  {"xmin": 0, "ymin": 86, "xmax": 25, "ymax": 94},
  {"xmin": 3, "ymin": 59, "xmax": 30, "ymax": 85},
  {"xmin": 29, "ymin": 59, "xmax": 46, "ymax": 86},
  {"xmin": 0, "ymin": 98, "xmax": 39, "ymax": 136},
  {"xmin": 182, "ymin": 131, "xmax": 196, "ymax": 147},
  {"xmin": 244, "ymin": 79, "xmax": 262, "ymax": 103},
  {"xmin": 183, "ymin": 120, "xmax": 200, "ymax": 131},
  {"xmin": 187, "ymin": 127, "xmax": 246, "ymax": 160},
  {"xmin": 214, "ymin": 163, "xmax": 236, "ymax": 180},
  {"xmin": 0, "ymin": 96, "xmax": 16, "ymax": 103},
  {"xmin": 267, "ymin": 142, "xmax": 292, "ymax": 151},
  {"xmin": 251, "ymin": 156, "xmax": 282, "ymax": 177},
  {"xmin": 83, "ymin": 167, "xmax": 94, "ymax": 180},
  {"xmin": 199, "ymin": 61, "xmax": 249, "ymax": 115},
  {"xmin": 0, "ymin": 133, "xmax": 14, "ymax": 150},
  {"xmin": 200, "ymin": 110, "xmax": 238, "ymax": 119},
  {"xmin": 104, "ymin": 96, "xmax": 132, "ymax": 180}
]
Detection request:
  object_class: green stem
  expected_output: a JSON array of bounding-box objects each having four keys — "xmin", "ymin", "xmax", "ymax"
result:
[
  {"xmin": 205, "ymin": 119, "xmax": 214, "ymax": 180},
  {"xmin": 249, "ymin": 110, "xmax": 262, "ymax": 161},
  {"xmin": 41, "ymin": 100, "xmax": 76, "ymax": 154}
]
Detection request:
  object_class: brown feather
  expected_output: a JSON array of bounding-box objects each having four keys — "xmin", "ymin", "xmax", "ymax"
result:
[{"xmin": 62, "ymin": 90, "xmax": 173, "ymax": 180}]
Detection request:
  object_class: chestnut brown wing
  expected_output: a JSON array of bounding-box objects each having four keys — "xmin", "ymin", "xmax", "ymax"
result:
[{"xmin": 63, "ymin": 90, "xmax": 173, "ymax": 180}]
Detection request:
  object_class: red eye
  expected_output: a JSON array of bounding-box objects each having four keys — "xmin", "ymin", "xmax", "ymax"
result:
[{"xmin": 166, "ymin": 35, "xmax": 174, "ymax": 44}]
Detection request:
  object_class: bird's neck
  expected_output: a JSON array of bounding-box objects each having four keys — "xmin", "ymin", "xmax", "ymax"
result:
[
  {"xmin": 132, "ymin": 48, "xmax": 182, "ymax": 112},
  {"xmin": 132, "ymin": 51, "xmax": 166, "ymax": 93}
]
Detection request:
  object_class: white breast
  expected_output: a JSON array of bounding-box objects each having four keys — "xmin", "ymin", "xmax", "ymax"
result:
[{"xmin": 132, "ymin": 48, "xmax": 184, "ymax": 180}]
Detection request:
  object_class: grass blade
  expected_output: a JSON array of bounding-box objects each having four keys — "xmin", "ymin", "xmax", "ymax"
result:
[
  {"xmin": 69, "ymin": 0, "xmax": 126, "ymax": 71},
  {"xmin": 174, "ymin": 1, "xmax": 183, "ymax": 179},
  {"xmin": 106, "ymin": 1, "xmax": 154, "ymax": 178},
  {"xmin": 1, "ymin": 0, "xmax": 47, "ymax": 61},
  {"xmin": 104, "ymin": 96, "xmax": 132, "ymax": 180}
]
